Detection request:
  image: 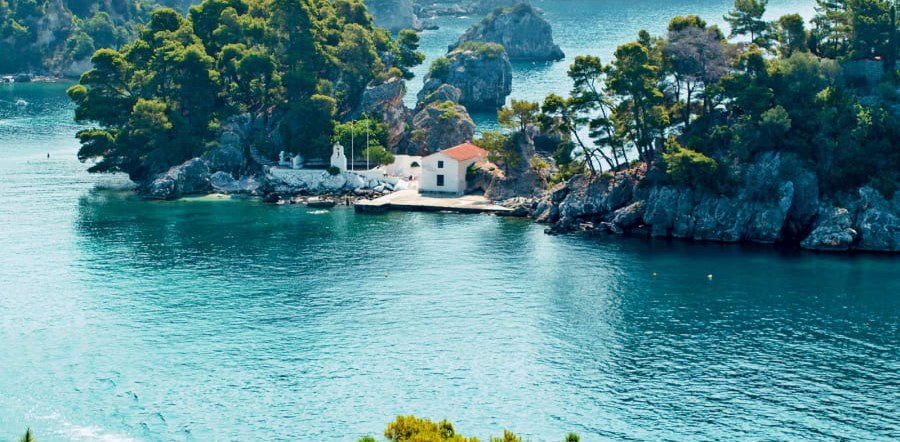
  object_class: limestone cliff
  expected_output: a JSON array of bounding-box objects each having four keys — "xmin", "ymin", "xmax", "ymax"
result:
[
  {"xmin": 407, "ymin": 98, "xmax": 476, "ymax": 155},
  {"xmin": 419, "ymin": 42, "xmax": 512, "ymax": 110},
  {"xmin": 450, "ymin": 3, "xmax": 564, "ymax": 62},
  {"xmin": 350, "ymin": 78, "xmax": 410, "ymax": 151},
  {"xmin": 523, "ymin": 152, "xmax": 900, "ymax": 253}
]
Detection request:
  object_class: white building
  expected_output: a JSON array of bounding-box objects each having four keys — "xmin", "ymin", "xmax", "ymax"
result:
[
  {"xmin": 385, "ymin": 154, "xmax": 423, "ymax": 180},
  {"xmin": 330, "ymin": 143, "xmax": 347, "ymax": 172},
  {"xmin": 419, "ymin": 142, "xmax": 487, "ymax": 195}
]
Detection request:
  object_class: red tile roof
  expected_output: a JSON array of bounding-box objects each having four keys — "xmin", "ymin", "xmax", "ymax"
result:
[{"xmin": 440, "ymin": 142, "xmax": 487, "ymax": 161}]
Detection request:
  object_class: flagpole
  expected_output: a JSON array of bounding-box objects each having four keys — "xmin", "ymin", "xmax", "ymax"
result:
[{"xmin": 366, "ymin": 118, "xmax": 370, "ymax": 170}]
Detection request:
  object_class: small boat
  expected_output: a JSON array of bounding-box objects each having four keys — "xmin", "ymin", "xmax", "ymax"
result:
[{"xmin": 307, "ymin": 199, "xmax": 336, "ymax": 209}]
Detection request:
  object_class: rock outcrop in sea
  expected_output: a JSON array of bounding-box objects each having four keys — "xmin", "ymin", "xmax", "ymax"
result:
[
  {"xmin": 450, "ymin": 3, "xmax": 565, "ymax": 62},
  {"xmin": 364, "ymin": 0, "xmax": 420, "ymax": 32},
  {"xmin": 516, "ymin": 152, "xmax": 900, "ymax": 252},
  {"xmin": 420, "ymin": 42, "xmax": 513, "ymax": 110}
]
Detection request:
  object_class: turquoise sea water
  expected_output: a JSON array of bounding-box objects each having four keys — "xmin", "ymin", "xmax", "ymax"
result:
[{"xmin": 2, "ymin": 2, "xmax": 900, "ymax": 440}]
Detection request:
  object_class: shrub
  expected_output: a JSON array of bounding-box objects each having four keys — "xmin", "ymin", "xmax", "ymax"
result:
[
  {"xmin": 373, "ymin": 415, "xmax": 578, "ymax": 442},
  {"xmin": 759, "ymin": 105, "xmax": 792, "ymax": 143},
  {"xmin": 429, "ymin": 57, "xmax": 451, "ymax": 81},
  {"xmin": 382, "ymin": 415, "xmax": 476, "ymax": 442},
  {"xmin": 662, "ymin": 139, "xmax": 719, "ymax": 189},
  {"xmin": 361, "ymin": 144, "xmax": 395, "ymax": 167},
  {"xmin": 436, "ymin": 100, "xmax": 460, "ymax": 119},
  {"xmin": 530, "ymin": 157, "xmax": 550, "ymax": 173},
  {"xmin": 327, "ymin": 166, "xmax": 341, "ymax": 175},
  {"xmin": 455, "ymin": 41, "xmax": 506, "ymax": 59}
]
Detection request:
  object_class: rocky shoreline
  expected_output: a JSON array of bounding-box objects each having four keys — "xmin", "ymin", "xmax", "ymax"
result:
[
  {"xmin": 134, "ymin": 150, "xmax": 900, "ymax": 254},
  {"xmin": 143, "ymin": 157, "xmax": 406, "ymax": 202},
  {"xmin": 497, "ymin": 153, "xmax": 900, "ymax": 253}
]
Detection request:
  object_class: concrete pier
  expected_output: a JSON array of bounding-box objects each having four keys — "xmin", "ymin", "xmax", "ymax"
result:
[{"xmin": 355, "ymin": 190, "xmax": 513, "ymax": 214}]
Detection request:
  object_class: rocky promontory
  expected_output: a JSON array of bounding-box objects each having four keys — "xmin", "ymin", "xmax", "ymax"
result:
[
  {"xmin": 514, "ymin": 152, "xmax": 900, "ymax": 253},
  {"xmin": 420, "ymin": 42, "xmax": 513, "ymax": 110},
  {"xmin": 450, "ymin": 3, "xmax": 565, "ymax": 62}
]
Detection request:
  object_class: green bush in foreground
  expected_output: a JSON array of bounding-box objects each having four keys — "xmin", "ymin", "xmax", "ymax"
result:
[
  {"xmin": 358, "ymin": 415, "xmax": 579, "ymax": 442},
  {"xmin": 20, "ymin": 428, "xmax": 37, "ymax": 442}
]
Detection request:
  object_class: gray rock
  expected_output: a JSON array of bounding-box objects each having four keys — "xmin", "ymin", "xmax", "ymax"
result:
[
  {"xmin": 480, "ymin": 131, "xmax": 546, "ymax": 200},
  {"xmin": 557, "ymin": 173, "xmax": 637, "ymax": 228},
  {"xmin": 417, "ymin": 84, "xmax": 463, "ymax": 108},
  {"xmin": 533, "ymin": 200, "xmax": 559, "ymax": 223},
  {"xmin": 744, "ymin": 181, "xmax": 795, "ymax": 243},
  {"xmin": 209, "ymin": 171, "xmax": 238, "ymax": 191},
  {"xmin": 344, "ymin": 173, "xmax": 367, "ymax": 190},
  {"xmin": 203, "ymin": 144, "xmax": 244, "ymax": 175},
  {"xmin": 209, "ymin": 171, "xmax": 264, "ymax": 194},
  {"xmin": 532, "ymin": 150, "xmax": 900, "ymax": 252},
  {"xmin": 421, "ymin": 43, "xmax": 513, "ymax": 110},
  {"xmin": 321, "ymin": 173, "xmax": 348, "ymax": 192},
  {"xmin": 408, "ymin": 100, "xmax": 476, "ymax": 154},
  {"xmin": 451, "ymin": 3, "xmax": 564, "ymax": 61},
  {"xmin": 611, "ymin": 201, "xmax": 645, "ymax": 230},
  {"xmin": 145, "ymin": 158, "xmax": 211, "ymax": 200},
  {"xmin": 598, "ymin": 221, "xmax": 624, "ymax": 235},
  {"xmin": 643, "ymin": 186, "xmax": 697, "ymax": 238},
  {"xmin": 801, "ymin": 207, "xmax": 857, "ymax": 251},
  {"xmin": 365, "ymin": 0, "xmax": 420, "ymax": 32},
  {"xmin": 351, "ymin": 78, "xmax": 409, "ymax": 150},
  {"xmin": 853, "ymin": 187, "xmax": 900, "ymax": 251},
  {"xmin": 499, "ymin": 197, "xmax": 533, "ymax": 217}
]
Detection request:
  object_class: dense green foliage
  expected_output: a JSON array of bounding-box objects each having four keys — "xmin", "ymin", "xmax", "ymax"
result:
[
  {"xmin": 810, "ymin": 0, "xmax": 896, "ymax": 61},
  {"xmin": 498, "ymin": 99, "xmax": 539, "ymax": 133},
  {"xmin": 724, "ymin": 0, "xmax": 769, "ymax": 45},
  {"xmin": 661, "ymin": 137, "xmax": 719, "ymax": 188},
  {"xmin": 361, "ymin": 144, "xmax": 394, "ymax": 166},
  {"xmin": 358, "ymin": 415, "xmax": 579, "ymax": 442},
  {"xmin": 475, "ymin": 129, "xmax": 520, "ymax": 171},
  {"xmin": 67, "ymin": 0, "xmax": 422, "ymax": 181},
  {"xmin": 534, "ymin": 1, "xmax": 900, "ymax": 198},
  {"xmin": 0, "ymin": 0, "xmax": 195, "ymax": 73}
]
